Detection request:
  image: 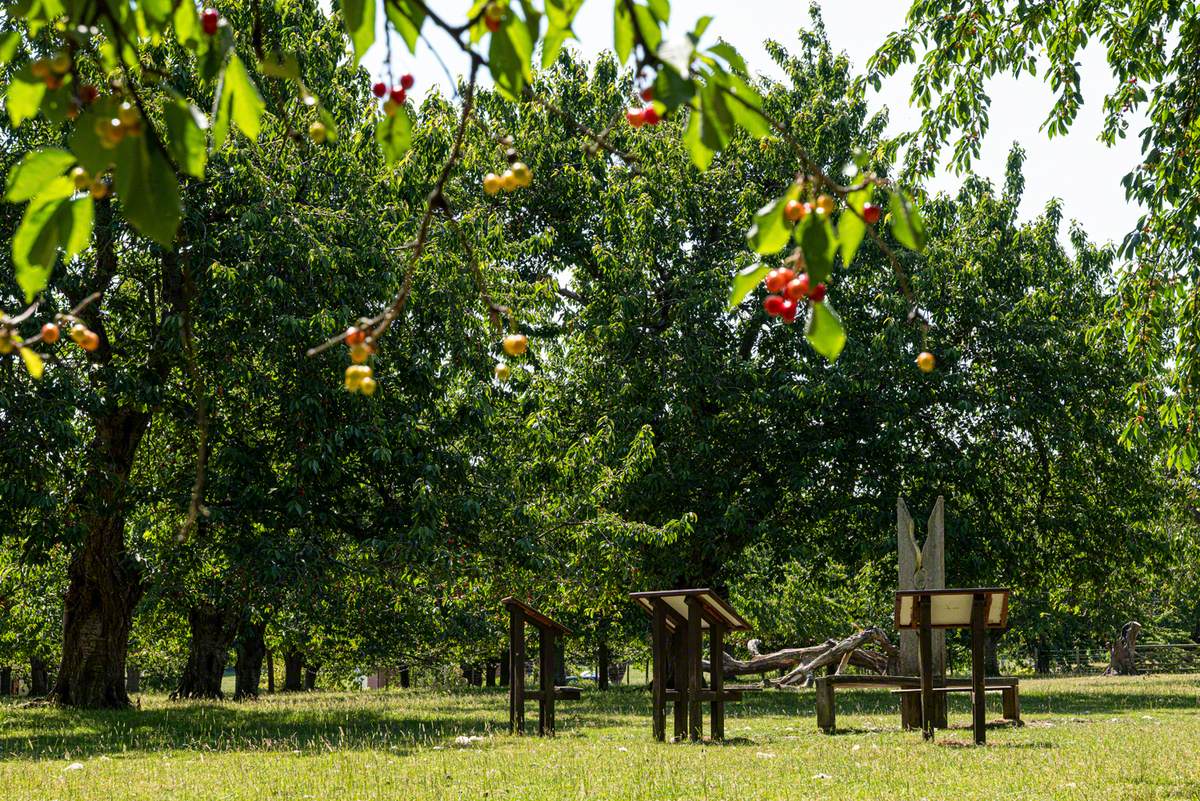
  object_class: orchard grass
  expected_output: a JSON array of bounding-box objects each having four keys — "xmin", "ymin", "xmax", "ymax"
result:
[{"xmin": 1, "ymin": 674, "xmax": 1197, "ymax": 800}]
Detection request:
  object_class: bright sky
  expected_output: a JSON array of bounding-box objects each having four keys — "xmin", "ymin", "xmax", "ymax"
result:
[{"xmin": 363, "ymin": 1, "xmax": 1145, "ymax": 248}]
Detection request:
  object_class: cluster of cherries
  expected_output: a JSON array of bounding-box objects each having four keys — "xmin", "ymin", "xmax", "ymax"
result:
[
  {"xmin": 0, "ymin": 319, "xmax": 100, "ymax": 357},
  {"xmin": 625, "ymin": 87, "xmax": 660, "ymax": 128},
  {"xmin": 341, "ymin": 326, "xmax": 377, "ymax": 395},
  {"xmin": 494, "ymin": 333, "xmax": 527, "ymax": 382},
  {"xmin": 482, "ymin": 135, "xmax": 532, "ymax": 194},
  {"xmin": 371, "ymin": 73, "xmax": 415, "ymax": 112},
  {"xmin": 762, "ymin": 267, "xmax": 824, "ymax": 323},
  {"xmin": 31, "ymin": 53, "xmax": 100, "ymax": 119},
  {"xmin": 93, "ymin": 100, "xmax": 143, "ymax": 150}
]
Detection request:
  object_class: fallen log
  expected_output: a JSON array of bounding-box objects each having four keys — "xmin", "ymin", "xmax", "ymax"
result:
[{"xmin": 702, "ymin": 627, "xmax": 898, "ymax": 686}]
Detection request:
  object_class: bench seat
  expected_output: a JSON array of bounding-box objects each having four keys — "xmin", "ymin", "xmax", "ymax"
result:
[{"xmin": 815, "ymin": 674, "xmax": 1021, "ymax": 733}]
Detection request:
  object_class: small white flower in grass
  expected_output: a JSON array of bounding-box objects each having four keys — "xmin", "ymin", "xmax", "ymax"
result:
[
  {"xmin": 616, "ymin": 747, "xmax": 628, "ymax": 752},
  {"xmin": 754, "ymin": 752, "xmax": 776, "ymax": 759},
  {"xmin": 851, "ymin": 744, "xmax": 861, "ymax": 751},
  {"xmin": 812, "ymin": 773, "xmax": 832, "ymax": 780},
  {"xmin": 64, "ymin": 762, "xmax": 84, "ymax": 771},
  {"xmin": 1062, "ymin": 782, "xmax": 1078, "ymax": 789},
  {"xmin": 454, "ymin": 736, "xmax": 473, "ymax": 746}
]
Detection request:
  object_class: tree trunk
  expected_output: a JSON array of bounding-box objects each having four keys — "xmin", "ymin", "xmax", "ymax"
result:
[
  {"xmin": 303, "ymin": 663, "xmax": 319, "ymax": 691},
  {"xmin": 266, "ymin": 649, "xmax": 275, "ymax": 693},
  {"xmin": 52, "ymin": 403, "xmax": 151, "ymax": 708},
  {"xmin": 234, "ymin": 620, "xmax": 267, "ymax": 700},
  {"xmin": 126, "ymin": 665, "xmax": 141, "ymax": 694},
  {"xmin": 1105, "ymin": 621, "xmax": 1142, "ymax": 675},
  {"xmin": 485, "ymin": 660, "xmax": 497, "ymax": 687},
  {"xmin": 555, "ymin": 640, "xmax": 567, "ymax": 685},
  {"xmin": 0, "ymin": 666, "xmax": 11, "ymax": 696},
  {"xmin": 700, "ymin": 631, "xmax": 896, "ymax": 683},
  {"xmin": 598, "ymin": 639, "xmax": 610, "ymax": 690},
  {"xmin": 30, "ymin": 656, "xmax": 50, "ymax": 697},
  {"xmin": 985, "ymin": 630, "xmax": 1002, "ymax": 675},
  {"xmin": 283, "ymin": 651, "xmax": 304, "ymax": 691},
  {"xmin": 499, "ymin": 649, "xmax": 510, "ymax": 687},
  {"xmin": 174, "ymin": 605, "xmax": 237, "ymax": 699},
  {"xmin": 399, "ymin": 664, "xmax": 410, "ymax": 688}
]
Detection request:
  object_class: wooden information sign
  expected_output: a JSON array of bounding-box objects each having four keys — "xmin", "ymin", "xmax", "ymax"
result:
[
  {"xmin": 893, "ymin": 588, "xmax": 1011, "ymax": 745},
  {"xmin": 503, "ymin": 597, "xmax": 580, "ymax": 736},
  {"xmin": 630, "ymin": 589, "xmax": 751, "ymax": 742}
]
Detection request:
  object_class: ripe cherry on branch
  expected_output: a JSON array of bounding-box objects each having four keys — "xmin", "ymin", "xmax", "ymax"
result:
[
  {"xmin": 201, "ymin": 7, "xmax": 219, "ymax": 35},
  {"xmin": 400, "ymin": 74, "xmax": 415, "ymax": 90},
  {"xmin": 41, "ymin": 323, "xmax": 60, "ymax": 344},
  {"xmin": 862, "ymin": 203, "xmax": 882, "ymax": 224},
  {"xmin": 389, "ymin": 86, "xmax": 407, "ymax": 104},
  {"xmin": 763, "ymin": 295, "xmax": 785, "ymax": 317},
  {"xmin": 372, "ymin": 81, "xmax": 387, "ymax": 98},
  {"xmin": 764, "ymin": 268, "xmax": 794, "ymax": 293},
  {"xmin": 503, "ymin": 333, "xmax": 528, "ymax": 357},
  {"xmin": 916, "ymin": 351, "xmax": 936, "ymax": 373}
]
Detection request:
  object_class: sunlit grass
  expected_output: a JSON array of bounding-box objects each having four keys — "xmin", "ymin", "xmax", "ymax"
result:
[{"xmin": 1, "ymin": 674, "xmax": 1197, "ymax": 800}]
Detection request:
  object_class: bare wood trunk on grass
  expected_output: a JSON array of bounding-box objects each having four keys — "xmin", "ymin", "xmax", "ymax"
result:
[
  {"xmin": 1105, "ymin": 621, "xmax": 1142, "ymax": 675},
  {"xmin": 701, "ymin": 628, "xmax": 898, "ymax": 686}
]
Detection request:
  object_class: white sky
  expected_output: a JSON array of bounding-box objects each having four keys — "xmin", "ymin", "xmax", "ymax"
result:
[{"xmin": 363, "ymin": 1, "xmax": 1144, "ymax": 247}]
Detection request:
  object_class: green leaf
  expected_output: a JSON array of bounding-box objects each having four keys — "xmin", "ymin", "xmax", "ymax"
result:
[
  {"xmin": 805, "ymin": 301, "xmax": 846, "ymax": 362},
  {"xmin": 646, "ymin": 0, "xmax": 670, "ymax": 22},
  {"xmin": 796, "ymin": 213, "xmax": 839, "ymax": 283},
  {"xmin": 746, "ymin": 184, "xmax": 801, "ymax": 255},
  {"xmin": 212, "ymin": 54, "xmax": 265, "ymax": 149},
  {"xmin": 376, "ymin": 107, "xmax": 413, "ymax": 164},
  {"xmin": 489, "ymin": 14, "xmax": 534, "ymax": 101},
  {"xmin": 384, "ymin": 0, "xmax": 425, "ymax": 54},
  {"xmin": 0, "ymin": 31, "xmax": 19, "ymax": 65},
  {"xmin": 174, "ymin": 0, "xmax": 200, "ymax": 47},
  {"xmin": 70, "ymin": 98, "xmax": 121, "ymax": 176},
  {"xmin": 720, "ymin": 73, "xmax": 769, "ymax": 138},
  {"xmin": 11, "ymin": 177, "xmax": 81, "ymax": 302},
  {"xmin": 163, "ymin": 94, "xmax": 209, "ymax": 179},
  {"xmin": 632, "ymin": 4, "xmax": 662, "ymax": 52},
  {"xmin": 543, "ymin": 0, "xmax": 582, "ymax": 67},
  {"xmin": 19, "ymin": 347, "xmax": 44, "ymax": 379},
  {"xmin": 341, "ymin": 0, "xmax": 375, "ymax": 66},
  {"xmin": 727, "ymin": 264, "xmax": 769, "ymax": 310},
  {"xmin": 838, "ymin": 185, "xmax": 873, "ymax": 268},
  {"xmin": 683, "ymin": 110, "xmax": 712, "ymax": 171},
  {"xmin": 260, "ymin": 51, "xmax": 300, "ymax": 79},
  {"xmin": 698, "ymin": 82, "xmax": 734, "ymax": 156},
  {"xmin": 614, "ymin": 3, "xmax": 633, "ymax": 64},
  {"xmin": 708, "ymin": 42, "xmax": 747, "ymax": 75},
  {"xmin": 115, "ymin": 137, "xmax": 181, "ymax": 247},
  {"xmin": 889, "ymin": 190, "xmax": 927, "ymax": 252},
  {"xmin": 5, "ymin": 148, "xmax": 76, "ymax": 202},
  {"xmin": 652, "ymin": 64, "xmax": 694, "ymax": 111},
  {"xmin": 5, "ymin": 67, "xmax": 46, "ymax": 127}
]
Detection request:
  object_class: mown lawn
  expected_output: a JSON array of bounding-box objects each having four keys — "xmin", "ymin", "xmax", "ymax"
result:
[{"xmin": 1, "ymin": 674, "xmax": 1197, "ymax": 800}]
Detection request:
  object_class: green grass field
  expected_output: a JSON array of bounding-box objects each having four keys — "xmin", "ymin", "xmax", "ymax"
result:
[{"xmin": 1, "ymin": 674, "xmax": 1197, "ymax": 800}]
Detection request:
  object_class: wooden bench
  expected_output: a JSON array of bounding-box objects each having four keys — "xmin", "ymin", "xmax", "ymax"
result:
[
  {"xmin": 503, "ymin": 597, "xmax": 578, "ymax": 736},
  {"xmin": 815, "ymin": 674, "xmax": 1021, "ymax": 734}
]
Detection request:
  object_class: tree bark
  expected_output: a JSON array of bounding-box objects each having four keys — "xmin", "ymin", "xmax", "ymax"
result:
[
  {"xmin": 1105, "ymin": 621, "xmax": 1142, "ymax": 675},
  {"xmin": 485, "ymin": 660, "xmax": 498, "ymax": 687},
  {"xmin": 598, "ymin": 639, "xmax": 610, "ymax": 690},
  {"xmin": 266, "ymin": 649, "xmax": 275, "ymax": 693},
  {"xmin": 234, "ymin": 620, "xmax": 267, "ymax": 699},
  {"xmin": 499, "ymin": 649, "xmax": 510, "ymax": 687},
  {"xmin": 283, "ymin": 651, "xmax": 304, "ymax": 691},
  {"xmin": 174, "ymin": 604, "xmax": 238, "ymax": 699},
  {"xmin": 30, "ymin": 656, "xmax": 50, "ymax": 697},
  {"xmin": 0, "ymin": 666, "xmax": 11, "ymax": 696},
  {"xmin": 303, "ymin": 662, "xmax": 319, "ymax": 691},
  {"xmin": 399, "ymin": 664, "xmax": 410, "ymax": 688},
  {"xmin": 52, "ymin": 203, "xmax": 173, "ymax": 709},
  {"xmin": 126, "ymin": 665, "xmax": 141, "ymax": 694}
]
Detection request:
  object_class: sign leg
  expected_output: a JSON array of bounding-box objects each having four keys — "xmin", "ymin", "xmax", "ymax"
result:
[
  {"xmin": 971, "ymin": 594, "xmax": 987, "ymax": 745},
  {"xmin": 918, "ymin": 596, "xmax": 935, "ymax": 741}
]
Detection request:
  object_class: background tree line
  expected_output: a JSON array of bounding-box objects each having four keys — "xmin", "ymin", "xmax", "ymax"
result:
[{"xmin": 2, "ymin": 5, "xmax": 1197, "ymax": 704}]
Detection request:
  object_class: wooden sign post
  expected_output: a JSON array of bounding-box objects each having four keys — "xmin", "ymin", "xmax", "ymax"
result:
[
  {"xmin": 630, "ymin": 589, "xmax": 751, "ymax": 742},
  {"xmin": 897, "ymin": 497, "xmax": 947, "ymax": 729},
  {"xmin": 895, "ymin": 588, "xmax": 1011, "ymax": 745}
]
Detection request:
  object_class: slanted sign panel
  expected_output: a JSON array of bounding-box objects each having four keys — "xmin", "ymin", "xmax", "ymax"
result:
[{"xmin": 894, "ymin": 589, "xmax": 1010, "ymax": 629}]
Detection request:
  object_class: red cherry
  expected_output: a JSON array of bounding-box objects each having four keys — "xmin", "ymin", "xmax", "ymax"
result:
[
  {"xmin": 640, "ymin": 86, "xmax": 654, "ymax": 102},
  {"xmin": 345, "ymin": 327, "xmax": 366, "ymax": 346},
  {"xmin": 642, "ymin": 106, "xmax": 660, "ymax": 125},
  {"xmin": 764, "ymin": 269, "xmax": 786, "ymax": 293},
  {"xmin": 78, "ymin": 84, "xmax": 99, "ymax": 104},
  {"xmin": 201, "ymin": 7, "xmax": 219, "ymax": 35},
  {"xmin": 390, "ymin": 86, "xmax": 407, "ymax": 104},
  {"xmin": 780, "ymin": 298, "xmax": 798, "ymax": 323},
  {"xmin": 400, "ymin": 74, "xmax": 415, "ymax": 90},
  {"xmin": 776, "ymin": 267, "xmax": 795, "ymax": 285},
  {"xmin": 626, "ymin": 108, "xmax": 645, "ymax": 127},
  {"xmin": 809, "ymin": 283, "xmax": 827, "ymax": 303},
  {"xmin": 763, "ymin": 295, "xmax": 785, "ymax": 317},
  {"xmin": 786, "ymin": 274, "xmax": 810, "ymax": 300},
  {"xmin": 372, "ymin": 82, "xmax": 387, "ymax": 98},
  {"xmin": 485, "ymin": 16, "xmax": 501, "ymax": 32},
  {"xmin": 862, "ymin": 203, "xmax": 881, "ymax": 224}
]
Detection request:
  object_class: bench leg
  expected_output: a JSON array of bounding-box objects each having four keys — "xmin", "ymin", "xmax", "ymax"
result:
[
  {"xmin": 815, "ymin": 679, "xmax": 835, "ymax": 734},
  {"xmin": 1002, "ymin": 687, "xmax": 1022, "ymax": 725},
  {"xmin": 672, "ymin": 630, "xmax": 688, "ymax": 741}
]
